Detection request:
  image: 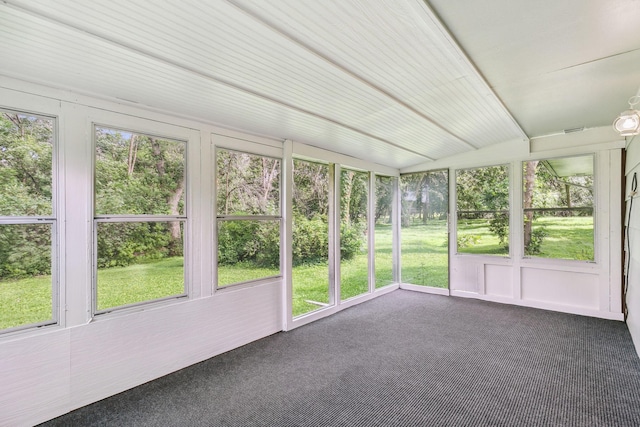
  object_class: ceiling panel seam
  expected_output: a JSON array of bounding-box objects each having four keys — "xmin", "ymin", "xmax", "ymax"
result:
[
  {"xmin": 415, "ymin": 0, "xmax": 529, "ymax": 143},
  {"xmin": 0, "ymin": 0, "xmax": 434, "ymax": 162},
  {"xmin": 224, "ymin": 0, "xmax": 478, "ymax": 152}
]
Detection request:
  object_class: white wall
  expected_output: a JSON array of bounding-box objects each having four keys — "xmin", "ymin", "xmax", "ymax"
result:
[
  {"xmin": 403, "ymin": 129, "xmax": 625, "ymax": 321},
  {"xmin": 625, "ymin": 133, "xmax": 640, "ymax": 355}
]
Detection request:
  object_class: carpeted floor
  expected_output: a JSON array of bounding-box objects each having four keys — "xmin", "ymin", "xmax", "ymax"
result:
[{"xmin": 40, "ymin": 290, "xmax": 640, "ymax": 426}]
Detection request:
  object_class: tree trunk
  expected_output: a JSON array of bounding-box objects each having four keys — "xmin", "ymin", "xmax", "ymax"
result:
[
  {"xmin": 523, "ymin": 161, "xmax": 539, "ymax": 249},
  {"xmin": 422, "ymin": 175, "xmax": 430, "ymax": 224},
  {"xmin": 127, "ymin": 135, "xmax": 137, "ymax": 176},
  {"xmin": 565, "ymin": 184, "xmax": 572, "ymax": 209},
  {"xmin": 150, "ymin": 138, "xmax": 165, "ymax": 176},
  {"xmin": 261, "ymin": 158, "xmax": 278, "ymax": 212},
  {"xmin": 342, "ymin": 171, "xmax": 354, "ymax": 224},
  {"xmin": 167, "ymin": 175, "xmax": 185, "ymax": 256}
]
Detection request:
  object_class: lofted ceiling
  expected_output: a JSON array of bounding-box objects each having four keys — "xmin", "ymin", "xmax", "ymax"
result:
[{"xmin": 0, "ymin": 0, "xmax": 638, "ymax": 169}]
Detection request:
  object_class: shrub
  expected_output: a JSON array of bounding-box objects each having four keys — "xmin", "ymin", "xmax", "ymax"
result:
[
  {"xmin": 488, "ymin": 213, "xmax": 509, "ymax": 250},
  {"xmin": 525, "ymin": 227, "xmax": 548, "ymax": 255},
  {"xmin": 457, "ymin": 234, "xmax": 480, "ymax": 248}
]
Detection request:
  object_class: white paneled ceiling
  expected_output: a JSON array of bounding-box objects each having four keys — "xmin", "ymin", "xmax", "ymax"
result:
[{"xmin": 0, "ymin": 0, "xmax": 638, "ymax": 169}]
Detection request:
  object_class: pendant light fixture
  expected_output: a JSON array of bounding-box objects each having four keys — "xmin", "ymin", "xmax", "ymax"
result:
[{"xmin": 613, "ymin": 95, "xmax": 640, "ymax": 136}]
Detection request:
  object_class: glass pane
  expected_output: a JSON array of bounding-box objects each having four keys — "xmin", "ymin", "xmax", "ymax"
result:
[
  {"xmin": 456, "ymin": 165, "xmax": 509, "ymax": 256},
  {"xmin": 523, "ymin": 156, "xmax": 594, "ymax": 260},
  {"xmin": 96, "ymin": 221, "xmax": 185, "ymax": 311},
  {"xmin": 400, "ymin": 171, "xmax": 449, "ymax": 287},
  {"xmin": 292, "ymin": 160, "xmax": 330, "ymax": 317},
  {"xmin": 216, "ymin": 149, "xmax": 280, "ymax": 216},
  {"xmin": 375, "ymin": 175, "xmax": 394, "ymax": 288},
  {"xmin": 0, "ymin": 112, "xmax": 54, "ymax": 216},
  {"xmin": 95, "ymin": 127, "xmax": 186, "ymax": 216},
  {"xmin": 340, "ymin": 169, "xmax": 369, "ymax": 300},
  {"xmin": 0, "ymin": 223, "xmax": 53, "ymax": 329},
  {"xmin": 217, "ymin": 220, "xmax": 280, "ymax": 287}
]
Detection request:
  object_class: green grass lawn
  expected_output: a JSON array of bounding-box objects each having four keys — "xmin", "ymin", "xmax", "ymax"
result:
[
  {"xmin": 400, "ymin": 220, "xmax": 448, "ymax": 288},
  {"xmin": 530, "ymin": 216, "xmax": 593, "ymax": 260},
  {"xmin": 456, "ymin": 218, "xmax": 508, "ymax": 255},
  {"xmin": 1, "ymin": 217, "xmax": 593, "ymax": 329},
  {"xmin": 0, "ymin": 274, "xmax": 52, "ymax": 330},
  {"xmin": 96, "ymin": 257, "xmax": 186, "ymax": 311}
]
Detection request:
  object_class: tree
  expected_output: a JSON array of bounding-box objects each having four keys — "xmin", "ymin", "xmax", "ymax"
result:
[
  {"xmin": 523, "ymin": 161, "xmax": 539, "ymax": 249},
  {"xmin": 0, "ymin": 113, "xmax": 54, "ymax": 278}
]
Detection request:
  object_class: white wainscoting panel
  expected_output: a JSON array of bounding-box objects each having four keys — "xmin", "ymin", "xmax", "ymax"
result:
[
  {"xmin": 521, "ymin": 267, "xmax": 599, "ymax": 309},
  {"xmin": 485, "ymin": 264, "xmax": 513, "ymax": 298},
  {"xmin": 0, "ymin": 330, "xmax": 71, "ymax": 426},
  {"xmin": 1, "ymin": 282, "xmax": 282, "ymax": 426}
]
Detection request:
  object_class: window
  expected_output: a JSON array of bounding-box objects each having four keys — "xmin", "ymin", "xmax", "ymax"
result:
[
  {"xmin": 374, "ymin": 175, "xmax": 394, "ymax": 288},
  {"xmin": 216, "ymin": 149, "xmax": 281, "ymax": 287},
  {"xmin": 456, "ymin": 165, "xmax": 509, "ymax": 256},
  {"xmin": 291, "ymin": 159, "xmax": 331, "ymax": 316},
  {"xmin": 0, "ymin": 110, "xmax": 56, "ymax": 332},
  {"xmin": 340, "ymin": 168, "xmax": 369, "ymax": 300},
  {"xmin": 522, "ymin": 155, "xmax": 594, "ymax": 260},
  {"xmin": 94, "ymin": 126, "xmax": 187, "ymax": 312}
]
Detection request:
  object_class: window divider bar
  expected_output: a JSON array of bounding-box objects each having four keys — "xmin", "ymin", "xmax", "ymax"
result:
[
  {"xmin": 0, "ymin": 217, "xmax": 56, "ymax": 224},
  {"xmin": 94, "ymin": 216, "xmax": 186, "ymax": 222},
  {"xmin": 216, "ymin": 215, "xmax": 282, "ymax": 221}
]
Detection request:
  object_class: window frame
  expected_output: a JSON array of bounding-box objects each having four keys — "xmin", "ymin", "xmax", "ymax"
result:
[
  {"xmin": 373, "ymin": 173, "xmax": 396, "ymax": 289},
  {"xmin": 92, "ymin": 124, "xmax": 189, "ymax": 315},
  {"xmin": 455, "ymin": 163, "xmax": 511, "ymax": 257},
  {"xmin": 521, "ymin": 153, "xmax": 596, "ymax": 262},
  {"xmin": 0, "ymin": 108, "xmax": 58, "ymax": 333},
  {"xmin": 338, "ymin": 166, "xmax": 371, "ymax": 301},
  {"xmin": 214, "ymin": 146, "xmax": 283, "ymax": 290}
]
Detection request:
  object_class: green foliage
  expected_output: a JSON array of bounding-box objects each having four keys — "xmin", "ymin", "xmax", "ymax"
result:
[
  {"xmin": 97, "ymin": 222, "xmax": 179, "ymax": 268},
  {"xmin": 93, "ymin": 128, "xmax": 186, "ymax": 268},
  {"xmin": 292, "ymin": 214, "xmax": 328, "ymax": 265},
  {"xmin": 216, "ymin": 150, "xmax": 280, "ymax": 216},
  {"xmin": 217, "ymin": 220, "xmax": 280, "ymax": 268},
  {"xmin": 456, "ymin": 165, "xmax": 509, "ymax": 212},
  {"xmin": 0, "ymin": 113, "xmax": 54, "ymax": 280},
  {"xmin": 488, "ymin": 213, "xmax": 509, "ymax": 250},
  {"xmin": 400, "ymin": 170, "xmax": 448, "ymax": 227},
  {"xmin": 340, "ymin": 221, "xmax": 365, "ymax": 261},
  {"xmin": 457, "ymin": 234, "xmax": 480, "ymax": 248},
  {"xmin": 0, "ymin": 224, "xmax": 51, "ymax": 278},
  {"xmin": 525, "ymin": 227, "xmax": 548, "ymax": 255}
]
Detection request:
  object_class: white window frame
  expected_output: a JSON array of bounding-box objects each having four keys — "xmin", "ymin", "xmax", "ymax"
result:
[
  {"xmin": 454, "ymin": 163, "xmax": 511, "ymax": 257},
  {"xmin": 92, "ymin": 121, "xmax": 191, "ymax": 316},
  {"xmin": 213, "ymin": 138, "xmax": 283, "ymax": 291},
  {"xmin": 0, "ymin": 108, "xmax": 58, "ymax": 333},
  {"xmin": 520, "ymin": 153, "xmax": 596, "ymax": 263}
]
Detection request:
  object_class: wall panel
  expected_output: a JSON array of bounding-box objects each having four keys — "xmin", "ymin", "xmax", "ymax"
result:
[
  {"xmin": 485, "ymin": 264, "xmax": 512, "ymax": 297},
  {"xmin": 521, "ymin": 268, "xmax": 599, "ymax": 309}
]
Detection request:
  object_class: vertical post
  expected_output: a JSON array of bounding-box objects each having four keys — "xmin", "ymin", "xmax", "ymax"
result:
[
  {"xmin": 368, "ymin": 172, "xmax": 375, "ymax": 293},
  {"xmin": 282, "ymin": 140, "xmax": 293, "ymax": 330},
  {"xmin": 329, "ymin": 164, "xmax": 340, "ymax": 305},
  {"xmin": 393, "ymin": 175, "xmax": 401, "ymax": 285}
]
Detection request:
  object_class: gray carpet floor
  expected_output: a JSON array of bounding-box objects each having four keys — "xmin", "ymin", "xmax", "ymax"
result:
[{"xmin": 40, "ymin": 290, "xmax": 640, "ymax": 426}]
